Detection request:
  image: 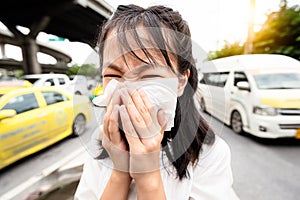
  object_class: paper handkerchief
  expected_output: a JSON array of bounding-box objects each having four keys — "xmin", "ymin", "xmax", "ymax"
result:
[{"xmin": 92, "ymin": 78, "xmax": 178, "ymax": 131}]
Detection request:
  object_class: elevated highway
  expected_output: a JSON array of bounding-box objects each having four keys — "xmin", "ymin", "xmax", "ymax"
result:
[{"xmin": 0, "ymin": 0, "xmax": 114, "ymax": 74}]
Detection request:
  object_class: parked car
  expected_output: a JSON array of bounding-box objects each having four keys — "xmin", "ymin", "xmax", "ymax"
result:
[
  {"xmin": 198, "ymin": 54, "xmax": 300, "ymax": 139},
  {"xmin": 22, "ymin": 73, "xmax": 89, "ymax": 96},
  {"xmin": 0, "ymin": 81, "xmax": 92, "ymax": 170}
]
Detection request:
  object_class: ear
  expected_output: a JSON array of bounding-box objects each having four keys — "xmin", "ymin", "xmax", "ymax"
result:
[{"xmin": 177, "ymin": 69, "xmax": 190, "ymax": 96}]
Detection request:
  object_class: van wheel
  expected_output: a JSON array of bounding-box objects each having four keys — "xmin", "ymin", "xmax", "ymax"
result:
[
  {"xmin": 200, "ymin": 98, "xmax": 206, "ymax": 112},
  {"xmin": 231, "ymin": 111, "xmax": 243, "ymax": 134},
  {"xmin": 72, "ymin": 114, "xmax": 86, "ymax": 137},
  {"xmin": 75, "ymin": 91, "xmax": 82, "ymax": 95}
]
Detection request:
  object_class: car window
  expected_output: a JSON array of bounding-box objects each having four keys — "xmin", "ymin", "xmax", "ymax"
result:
[
  {"xmin": 42, "ymin": 92, "xmax": 68, "ymax": 105},
  {"xmin": 234, "ymin": 72, "xmax": 248, "ymax": 86},
  {"xmin": 58, "ymin": 78, "xmax": 66, "ymax": 85},
  {"xmin": 202, "ymin": 72, "xmax": 230, "ymax": 87},
  {"xmin": 44, "ymin": 79, "xmax": 55, "ymax": 86},
  {"xmin": 2, "ymin": 93, "xmax": 39, "ymax": 114}
]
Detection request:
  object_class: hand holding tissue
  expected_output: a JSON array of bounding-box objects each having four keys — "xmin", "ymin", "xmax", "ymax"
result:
[{"xmin": 92, "ymin": 78, "xmax": 178, "ymax": 131}]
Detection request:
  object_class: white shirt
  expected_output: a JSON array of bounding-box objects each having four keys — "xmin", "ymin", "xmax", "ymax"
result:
[{"xmin": 75, "ymin": 135, "xmax": 237, "ymax": 200}]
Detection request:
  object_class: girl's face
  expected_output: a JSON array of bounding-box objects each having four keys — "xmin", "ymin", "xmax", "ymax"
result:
[
  {"xmin": 101, "ymin": 30, "xmax": 190, "ymax": 96},
  {"xmin": 102, "ymin": 48, "xmax": 178, "ymax": 88}
]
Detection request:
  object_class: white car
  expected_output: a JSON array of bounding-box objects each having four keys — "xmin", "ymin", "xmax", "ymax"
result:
[{"xmin": 23, "ymin": 74, "xmax": 89, "ymax": 96}]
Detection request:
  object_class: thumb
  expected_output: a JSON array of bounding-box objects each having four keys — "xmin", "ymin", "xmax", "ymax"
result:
[{"xmin": 157, "ymin": 109, "xmax": 167, "ymax": 131}]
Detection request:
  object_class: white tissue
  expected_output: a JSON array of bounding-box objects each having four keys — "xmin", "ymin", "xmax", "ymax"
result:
[{"xmin": 92, "ymin": 78, "xmax": 178, "ymax": 131}]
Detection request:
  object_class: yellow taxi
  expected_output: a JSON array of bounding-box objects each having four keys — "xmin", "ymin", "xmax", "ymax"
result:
[{"xmin": 0, "ymin": 80, "xmax": 92, "ymax": 170}]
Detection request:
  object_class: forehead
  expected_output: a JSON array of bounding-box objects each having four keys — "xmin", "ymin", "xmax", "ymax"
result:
[{"xmin": 102, "ymin": 28, "xmax": 177, "ymax": 71}]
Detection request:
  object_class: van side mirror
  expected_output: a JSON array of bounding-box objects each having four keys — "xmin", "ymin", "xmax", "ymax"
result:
[
  {"xmin": 237, "ymin": 81, "xmax": 250, "ymax": 91},
  {"xmin": 0, "ymin": 109, "xmax": 17, "ymax": 120}
]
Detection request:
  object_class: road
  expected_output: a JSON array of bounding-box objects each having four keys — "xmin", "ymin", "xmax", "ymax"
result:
[
  {"xmin": 0, "ymin": 106, "xmax": 103, "ymax": 195},
  {"xmin": 202, "ymin": 112, "xmax": 300, "ymax": 200},
  {"xmin": 1, "ymin": 108, "xmax": 300, "ymax": 200}
]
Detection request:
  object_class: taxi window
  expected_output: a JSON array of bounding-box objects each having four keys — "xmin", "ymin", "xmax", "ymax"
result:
[
  {"xmin": 42, "ymin": 92, "xmax": 67, "ymax": 105},
  {"xmin": 2, "ymin": 93, "xmax": 39, "ymax": 114}
]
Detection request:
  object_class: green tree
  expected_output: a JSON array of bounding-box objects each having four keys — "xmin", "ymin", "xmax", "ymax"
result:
[
  {"xmin": 67, "ymin": 64, "xmax": 98, "ymax": 77},
  {"xmin": 253, "ymin": 4, "xmax": 300, "ymax": 60},
  {"xmin": 207, "ymin": 41, "xmax": 245, "ymax": 60}
]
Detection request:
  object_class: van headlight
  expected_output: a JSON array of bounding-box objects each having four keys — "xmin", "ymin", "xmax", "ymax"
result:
[{"xmin": 253, "ymin": 106, "xmax": 278, "ymax": 116}]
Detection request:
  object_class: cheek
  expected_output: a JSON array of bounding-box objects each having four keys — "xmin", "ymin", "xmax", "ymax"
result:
[{"xmin": 103, "ymin": 79, "xmax": 110, "ymax": 89}]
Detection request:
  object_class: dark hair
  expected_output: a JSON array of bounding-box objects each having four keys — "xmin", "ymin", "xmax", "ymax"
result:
[{"xmin": 96, "ymin": 4, "xmax": 215, "ymax": 180}]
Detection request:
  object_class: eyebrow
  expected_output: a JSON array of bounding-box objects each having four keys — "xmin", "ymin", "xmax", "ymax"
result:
[
  {"xmin": 105, "ymin": 64, "xmax": 123, "ymax": 72},
  {"xmin": 104, "ymin": 63, "xmax": 168, "ymax": 74}
]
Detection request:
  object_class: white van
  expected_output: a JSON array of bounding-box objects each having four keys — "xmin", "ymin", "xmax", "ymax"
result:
[{"xmin": 198, "ymin": 54, "xmax": 300, "ymax": 139}]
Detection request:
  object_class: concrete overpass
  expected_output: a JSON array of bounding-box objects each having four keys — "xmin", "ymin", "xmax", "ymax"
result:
[
  {"xmin": 0, "ymin": 29, "xmax": 73, "ymax": 73},
  {"xmin": 0, "ymin": 0, "xmax": 114, "ymax": 74}
]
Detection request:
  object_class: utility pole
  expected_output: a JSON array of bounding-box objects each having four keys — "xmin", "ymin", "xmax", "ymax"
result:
[{"xmin": 244, "ymin": 0, "xmax": 256, "ymax": 54}]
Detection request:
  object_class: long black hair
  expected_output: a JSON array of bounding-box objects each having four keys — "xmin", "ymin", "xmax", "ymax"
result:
[{"xmin": 96, "ymin": 4, "xmax": 215, "ymax": 180}]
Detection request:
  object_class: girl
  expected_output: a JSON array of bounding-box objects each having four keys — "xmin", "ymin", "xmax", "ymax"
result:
[{"xmin": 75, "ymin": 4, "xmax": 235, "ymax": 200}]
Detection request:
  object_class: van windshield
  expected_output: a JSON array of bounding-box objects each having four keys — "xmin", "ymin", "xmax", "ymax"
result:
[{"xmin": 253, "ymin": 73, "xmax": 300, "ymax": 89}]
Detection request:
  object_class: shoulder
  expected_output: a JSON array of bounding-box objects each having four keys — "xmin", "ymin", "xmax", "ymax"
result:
[
  {"xmin": 189, "ymin": 136, "xmax": 235, "ymax": 200},
  {"xmin": 191, "ymin": 135, "xmax": 232, "ymax": 179},
  {"xmin": 199, "ymin": 135, "xmax": 231, "ymax": 166}
]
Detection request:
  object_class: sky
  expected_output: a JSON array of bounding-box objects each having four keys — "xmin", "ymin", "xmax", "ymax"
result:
[{"xmin": 1, "ymin": 0, "xmax": 300, "ymax": 66}]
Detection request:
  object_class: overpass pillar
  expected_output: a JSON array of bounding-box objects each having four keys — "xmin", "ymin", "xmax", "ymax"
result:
[
  {"xmin": 0, "ymin": 43, "xmax": 7, "ymax": 59},
  {"xmin": 21, "ymin": 38, "xmax": 41, "ymax": 74}
]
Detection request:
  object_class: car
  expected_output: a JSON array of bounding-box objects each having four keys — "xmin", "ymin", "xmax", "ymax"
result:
[
  {"xmin": 0, "ymin": 81, "xmax": 93, "ymax": 170},
  {"xmin": 22, "ymin": 73, "xmax": 71, "ymax": 88}
]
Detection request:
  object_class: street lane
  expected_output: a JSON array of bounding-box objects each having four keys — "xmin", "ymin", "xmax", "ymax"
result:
[
  {"xmin": 203, "ymin": 112, "xmax": 300, "ymax": 200},
  {"xmin": 1, "ymin": 107, "xmax": 300, "ymax": 200}
]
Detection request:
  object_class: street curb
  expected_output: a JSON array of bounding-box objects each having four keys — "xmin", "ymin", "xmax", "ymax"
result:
[{"xmin": 0, "ymin": 147, "xmax": 87, "ymax": 200}]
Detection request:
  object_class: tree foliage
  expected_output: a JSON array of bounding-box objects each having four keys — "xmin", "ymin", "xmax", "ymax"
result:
[
  {"xmin": 208, "ymin": 2, "xmax": 300, "ymax": 60},
  {"xmin": 67, "ymin": 63, "xmax": 98, "ymax": 77},
  {"xmin": 208, "ymin": 41, "xmax": 245, "ymax": 60},
  {"xmin": 253, "ymin": 5, "xmax": 300, "ymax": 60}
]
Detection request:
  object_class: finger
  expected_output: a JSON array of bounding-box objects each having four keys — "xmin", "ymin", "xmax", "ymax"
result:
[
  {"xmin": 103, "ymin": 111, "xmax": 111, "ymax": 140},
  {"xmin": 106, "ymin": 89, "xmax": 122, "ymax": 115},
  {"xmin": 120, "ymin": 88, "xmax": 147, "ymax": 132},
  {"xmin": 104, "ymin": 88, "xmax": 122, "ymax": 140},
  {"xmin": 119, "ymin": 105, "xmax": 140, "ymax": 143},
  {"xmin": 157, "ymin": 109, "xmax": 167, "ymax": 132},
  {"xmin": 139, "ymin": 89, "xmax": 157, "ymax": 124},
  {"xmin": 108, "ymin": 105, "xmax": 122, "ymax": 144},
  {"xmin": 128, "ymin": 88, "xmax": 153, "ymax": 127}
]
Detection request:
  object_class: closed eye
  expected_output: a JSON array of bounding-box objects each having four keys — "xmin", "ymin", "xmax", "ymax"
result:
[
  {"xmin": 103, "ymin": 74, "xmax": 122, "ymax": 78},
  {"xmin": 141, "ymin": 75, "xmax": 162, "ymax": 79}
]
